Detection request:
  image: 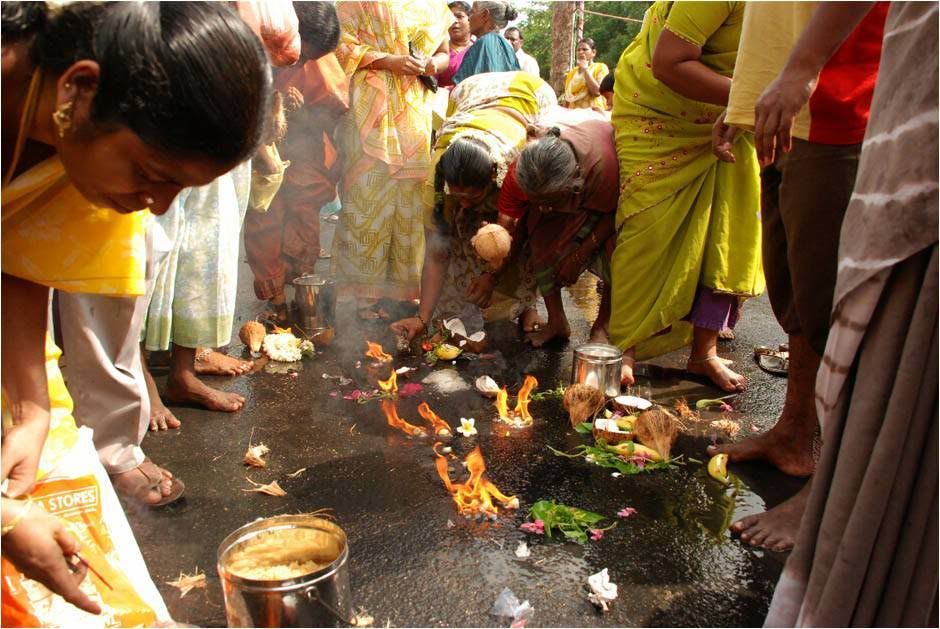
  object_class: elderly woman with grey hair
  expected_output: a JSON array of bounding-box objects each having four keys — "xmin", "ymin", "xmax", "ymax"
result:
[
  {"xmin": 452, "ymin": 0, "xmax": 520, "ymax": 83},
  {"xmin": 496, "ymin": 114, "xmax": 619, "ymax": 346}
]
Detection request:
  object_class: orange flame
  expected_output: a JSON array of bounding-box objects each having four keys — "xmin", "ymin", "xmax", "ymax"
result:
[
  {"xmin": 380, "ymin": 399, "xmax": 426, "ymax": 438},
  {"xmin": 495, "ymin": 387, "xmax": 510, "ymax": 422},
  {"xmin": 417, "ymin": 402, "xmax": 452, "ymax": 436},
  {"xmin": 365, "ymin": 341, "xmax": 392, "ymax": 362},
  {"xmin": 512, "ymin": 375, "xmax": 538, "ymax": 425},
  {"xmin": 435, "ymin": 446, "xmax": 518, "ymax": 519},
  {"xmin": 378, "ymin": 369, "xmax": 398, "ymax": 394}
]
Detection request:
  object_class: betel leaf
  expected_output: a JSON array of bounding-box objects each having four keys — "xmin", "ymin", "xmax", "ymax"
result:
[
  {"xmin": 528, "ymin": 500, "xmax": 608, "ymax": 544},
  {"xmin": 574, "ymin": 421, "xmax": 593, "ymax": 434},
  {"xmin": 549, "ymin": 441, "xmax": 674, "ymax": 475}
]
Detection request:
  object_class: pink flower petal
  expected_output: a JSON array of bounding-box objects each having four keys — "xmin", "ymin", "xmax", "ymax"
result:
[
  {"xmin": 719, "ymin": 403, "xmax": 734, "ymax": 412},
  {"xmin": 399, "ymin": 383, "xmax": 424, "ymax": 397},
  {"xmin": 617, "ymin": 507, "xmax": 637, "ymax": 518},
  {"xmin": 750, "ymin": 423, "xmax": 759, "ymax": 433},
  {"xmin": 329, "ymin": 391, "xmax": 338, "ymax": 398},
  {"xmin": 589, "ymin": 529, "xmax": 604, "ymax": 541}
]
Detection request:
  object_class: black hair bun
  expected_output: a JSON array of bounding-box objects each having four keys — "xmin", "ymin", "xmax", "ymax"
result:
[{"xmin": 503, "ymin": 3, "xmax": 518, "ymax": 22}]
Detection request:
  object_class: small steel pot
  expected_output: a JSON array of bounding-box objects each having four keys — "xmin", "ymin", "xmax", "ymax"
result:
[
  {"xmin": 217, "ymin": 515, "xmax": 352, "ymax": 627},
  {"xmin": 292, "ymin": 275, "xmax": 336, "ymax": 346},
  {"xmin": 571, "ymin": 343, "xmax": 623, "ymax": 398}
]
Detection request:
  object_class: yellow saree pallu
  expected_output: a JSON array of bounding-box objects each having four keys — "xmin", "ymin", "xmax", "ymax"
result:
[{"xmin": 609, "ymin": 1, "xmax": 763, "ymax": 359}]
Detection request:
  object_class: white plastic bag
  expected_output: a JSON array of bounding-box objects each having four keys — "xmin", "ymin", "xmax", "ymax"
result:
[
  {"xmin": 1, "ymin": 428, "xmax": 170, "ymax": 627},
  {"xmin": 237, "ymin": 0, "xmax": 301, "ymax": 67}
]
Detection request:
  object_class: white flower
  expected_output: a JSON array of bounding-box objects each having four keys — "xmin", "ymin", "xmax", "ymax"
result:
[
  {"xmin": 263, "ymin": 331, "xmax": 311, "ymax": 362},
  {"xmin": 514, "ymin": 541, "xmax": 530, "ymax": 558},
  {"xmin": 457, "ymin": 417, "xmax": 478, "ymax": 437}
]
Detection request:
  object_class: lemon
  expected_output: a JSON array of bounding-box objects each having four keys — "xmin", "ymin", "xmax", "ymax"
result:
[
  {"xmin": 615, "ymin": 415, "xmax": 636, "ymax": 431},
  {"xmin": 435, "ymin": 343, "xmax": 463, "ymax": 360},
  {"xmin": 707, "ymin": 453, "xmax": 729, "ymax": 483}
]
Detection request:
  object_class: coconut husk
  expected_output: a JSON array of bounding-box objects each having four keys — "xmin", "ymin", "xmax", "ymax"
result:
[
  {"xmin": 563, "ymin": 383, "xmax": 605, "ymax": 428},
  {"xmin": 634, "ymin": 408, "xmax": 679, "ymax": 460},
  {"xmin": 239, "ymin": 320, "xmax": 266, "ymax": 353}
]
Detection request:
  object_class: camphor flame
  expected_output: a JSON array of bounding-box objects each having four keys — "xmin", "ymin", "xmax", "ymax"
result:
[
  {"xmin": 379, "ymin": 399, "xmax": 426, "ymax": 438},
  {"xmin": 378, "ymin": 369, "xmax": 398, "ymax": 394},
  {"xmin": 493, "ymin": 375, "xmax": 538, "ymax": 426},
  {"xmin": 417, "ymin": 402, "xmax": 452, "ymax": 437},
  {"xmin": 513, "ymin": 375, "xmax": 538, "ymax": 425},
  {"xmin": 435, "ymin": 446, "xmax": 519, "ymax": 519},
  {"xmin": 495, "ymin": 387, "xmax": 510, "ymax": 422},
  {"xmin": 365, "ymin": 341, "xmax": 392, "ymax": 362}
]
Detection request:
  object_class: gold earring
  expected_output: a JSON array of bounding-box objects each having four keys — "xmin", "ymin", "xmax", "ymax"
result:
[{"xmin": 52, "ymin": 101, "xmax": 74, "ymax": 139}]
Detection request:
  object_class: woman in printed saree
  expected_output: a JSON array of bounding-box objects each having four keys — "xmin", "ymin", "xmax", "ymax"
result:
[
  {"xmin": 452, "ymin": 0, "xmax": 520, "ymax": 84},
  {"xmin": 1, "ymin": 0, "xmax": 269, "ymax": 611},
  {"xmin": 563, "ymin": 38, "xmax": 610, "ymax": 110},
  {"xmin": 331, "ymin": 0, "xmax": 452, "ymax": 318},
  {"xmin": 390, "ymin": 71, "xmax": 556, "ymax": 342},
  {"xmin": 497, "ymin": 113, "xmax": 618, "ymax": 347},
  {"xmin": 611, "ymin": 1, "xmax": 763, "ymax": 392}
]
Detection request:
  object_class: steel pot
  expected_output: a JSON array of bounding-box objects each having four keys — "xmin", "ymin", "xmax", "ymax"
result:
[
  {"xmin": 570, "ymin": 342, "xmax": 623, "ymax": 398},
  {"xmin": 217, "ymin": 515, "xmax": 352, "ymax": 627},
  {"xmin": 292, "ymin": 275, "xmax": 336, "ymax": 346}
]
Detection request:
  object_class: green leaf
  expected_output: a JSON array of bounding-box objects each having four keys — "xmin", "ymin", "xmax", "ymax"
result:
[{"xmin": 574, "ymin": 421, "xmax": 593, "ymax": 434}]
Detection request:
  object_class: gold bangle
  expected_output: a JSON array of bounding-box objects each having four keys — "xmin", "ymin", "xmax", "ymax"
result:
[{"xmin": 2, "ymin": 497, "xmax": 33, "ymax": 536}]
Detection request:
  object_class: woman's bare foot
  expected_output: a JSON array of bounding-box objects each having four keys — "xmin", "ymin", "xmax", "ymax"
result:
[
  {"xmin": 526, "ymin": 318, "xmax": 571, "ymax": 347},
  {"xmin": 589, "ymin": 323, "xmax": 609, "ymax": 344},
  {"xmin": 194, "ymin": 348, "xmax": 253, "ymax": 376},
  {"xmin": 165, "ymin": 369, "xmax": 245, "ymax": 412},
  {"xmin": 619, "ymin": 346, "xmax": 637, "ymax": 385},
  {"xmin": 731, "ymin": 480, "xmax": 811, "ymax": 551},
  {"xmin": 518, "ymin": 307, "xmax": 544, "ymax": 334},
  {"xmin": 141, "ymin": 358, "xmax": 181, "ymax": 431},
  {"xmin": 111, "ymin": 460, "xmax": 181, "ymax": 506},
  {"xmin": 707, "ymin": 423, "xmax": 815, "ymax": 477},
  {"xmin": 688, "ymin": 355, "xmax": 746, "ymax": 392}
]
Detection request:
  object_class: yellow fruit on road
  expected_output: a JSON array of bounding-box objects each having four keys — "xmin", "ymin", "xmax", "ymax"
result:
[
  {"xmin": 611, "ymin": 441, "xmax": 663, "ymax": 462},
  {"xmin": 435, "ymin": 343, "xmax": 463, "ymax": 360},
  {"xmin": 707, "ymin": 453, "xmax": 729, "ymax": 483}
]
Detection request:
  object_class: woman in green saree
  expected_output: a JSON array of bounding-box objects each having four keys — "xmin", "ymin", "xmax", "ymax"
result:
[{"xmin": 610, "ymin": 1, "xmax": 763, "ymax": 392}]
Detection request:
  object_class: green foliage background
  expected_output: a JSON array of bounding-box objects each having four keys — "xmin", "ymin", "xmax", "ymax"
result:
[{"xmin": 516, "ymin": 1, "xmax": 650, "ymax": 80}]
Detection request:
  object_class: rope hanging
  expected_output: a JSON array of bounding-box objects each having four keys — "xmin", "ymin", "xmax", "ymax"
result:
[{"xmin": 582, "ymin": 8, "xmax": 644, "ymax": 24}]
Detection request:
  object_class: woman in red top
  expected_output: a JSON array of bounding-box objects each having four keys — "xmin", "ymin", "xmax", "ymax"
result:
[{"xmin": 495, "ymin": 115, "xmax": 619, "ymax": 346}]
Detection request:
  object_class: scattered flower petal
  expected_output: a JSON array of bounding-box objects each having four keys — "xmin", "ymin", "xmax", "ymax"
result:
[
  {"xmin": 519, "ymin": 519, "xmax": 545, "ymax": 535},
  {"xmin": 514, "ymin": 541, "xmax": 531, "ymax": 558},
  {"xmin": 719, "ymin": 402, "xmax": 734, "ymax": 412},
  {"xmin": 611, "ymin": 472, "xmax": 622, "ymax": 478},
  {"xmin": 617, "ymin": 507, "xmax": 637, "ymax": 518},
  {"xmin": 590, "ymin": 529, "xmax": 604, "ymax": 541},
  {"xmin": 750, "ymin": 423, "xmax": 759, "ymax": 433},
  {"xmin": 399, "ymin": 382, "xmax": 423, "ymax": 397}
]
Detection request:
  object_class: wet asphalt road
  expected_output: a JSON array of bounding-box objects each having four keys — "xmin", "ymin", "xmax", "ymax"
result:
[{"xmin": 127, "ymin": 222, "xmax": 804, "ymax": 627}]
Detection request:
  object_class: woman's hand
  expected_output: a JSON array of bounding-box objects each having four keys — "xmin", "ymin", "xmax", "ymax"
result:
[
  {"xmin": 390, "ymin": 317, "xmax": 427, "ymax": 342},
  {"xmin": 577, "ymin": 58, "xmax": 590, "ymax": 72},
  {"xmin": 711, "ymin": 109, "xmax": 739, "ymax": 163},
  {"xmin": 465, "ymin": 273, "xmax": 497, "ymax": 308},
  {"xmin": 376, "ymin": 55, "xmax": 425, "ymax": 76},
  {"xmin": 1, "ymin": 415, "xmax": 49, "ymax": 498},
  {"xmin": 283, "ymin": 86, "xmax": 304, "ymax": 113},
  {"xmin": 557, "ymin": 251, "xmax": 586, "ymax": 286},
  {"xmin": 3, "ymin": 501, "xmax": 101, "ymax": 615}
]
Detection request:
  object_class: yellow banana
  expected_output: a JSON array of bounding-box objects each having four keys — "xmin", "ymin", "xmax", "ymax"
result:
[
  {"xmin": 707, "ymin": 453, "xmax": 729, "ymax": 484},
  {"xmin": 435, "ymin": 343, "xmax": 463, "ymax": 360},
  {"xmin": 611, "ymin": 441, "xmax": 663, "ymax": 462}
]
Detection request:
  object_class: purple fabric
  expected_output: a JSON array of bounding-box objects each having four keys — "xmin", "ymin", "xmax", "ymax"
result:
[
  {"xmin": 437, "ymin": 46, "xmax": 470, "ymax": 87},
  {"xmin": 686, "ymin": 285, "xmax": 739, "ymax": 331}
]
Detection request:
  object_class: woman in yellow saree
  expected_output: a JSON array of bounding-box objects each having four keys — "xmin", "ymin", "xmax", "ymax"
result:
[
  {"xmin": 563, "ymin": 39, "xmax": 610, "ymax": 111},
  {"xmin": 2, "ymin": 1, "xmax": 270, "ymax": 614},
  {"xmin": 610, "ymin": 1, "xmax": 763, "ymax": 392},
  {"xmin": 331, "ymin": 0, "xmax": 453, "ymax": 317}
]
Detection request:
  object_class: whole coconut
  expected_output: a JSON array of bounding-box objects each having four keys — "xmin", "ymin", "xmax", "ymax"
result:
[{"xmin": 471, "ymin": 223, "xmax": 512, "ymax": 268}]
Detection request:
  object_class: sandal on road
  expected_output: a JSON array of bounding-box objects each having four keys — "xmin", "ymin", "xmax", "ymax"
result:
[
  {"xmin": 112, "ymin": 458, "xmax": 185, "ymax": 507},
  {"xmin": 754, "ymin": 345, "xmax": 789, "ymax": 376}
]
